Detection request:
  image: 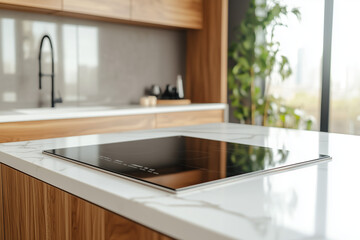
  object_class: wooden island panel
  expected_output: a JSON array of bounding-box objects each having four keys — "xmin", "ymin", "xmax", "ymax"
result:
[{"xmin": 1, "ymin": 164, "xmax": 172, "ymax": 240}]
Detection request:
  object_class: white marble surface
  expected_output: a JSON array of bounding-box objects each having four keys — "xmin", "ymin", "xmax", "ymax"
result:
[
  {"xmin": 0, "ymin": 123, "xmax": 359, "ymax": 240},
  {"xmin": 0, "ymin": 103, "xmax": 227, "ymax": 123}
]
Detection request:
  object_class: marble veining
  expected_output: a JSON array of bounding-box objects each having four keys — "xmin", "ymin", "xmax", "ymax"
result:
[
  {"xmin": 0, "ymin": 123, "xmax": 359, "ymax": 240},
  {"xmin": 131, "ymin": 194, "xmax": 272, "ymax": 229}
]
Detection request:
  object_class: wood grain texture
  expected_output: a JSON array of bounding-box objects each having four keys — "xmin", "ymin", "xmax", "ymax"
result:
[
  {"xmin": 70, "ymin": 195, "xmax": 105, "ymax": 240},
  {"xmin": 1, "ymin": 164, "xmax": 172, "ymax": 240},
  {"xmin": 186, "ymin": 0, "xmax": 228, "ymax": 103},
  {"xmin": 0, "ymin": 164, "xmax": 3, "ymax": 240},
  {"xmin": 131, "ymin": 0, "xmax": 202, "ymax": 29},
  {"xmin": 0, "ymin": 114, "xmax": 156, "ymax": 143},
  {"xmin": 2, "ymin": 164, "xmax": 46, "ymax": 240},
  {"xmin": 0, "ymin": 0, "xmax": 203, "ymax": 29},
  {"xmin": 156, "ymin": 110, "xmax": 224, "ymax": 128},
  {"xmin": 0, "ymin": 0, "xmax": 61, "ymax": 10},
  {"xmin": 105, "ymin": 211, "xmax": 172, "ymax": 240},
  {"xmin": 44, "ymin": 184, "xmax": 71, "ymax": 240},
  {"xmin": 62, "ymin": 0, "xmax": 130, "ymax": 20},
  {"xmin": 156, "ymin": 99, "xmax": 191, "ymax": 105}
]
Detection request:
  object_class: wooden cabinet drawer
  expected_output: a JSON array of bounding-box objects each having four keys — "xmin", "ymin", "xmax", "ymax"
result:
[
  {"xmin": 62, "ymin": 0, "xmax": 131, "ymax": 20},
  {"xmin": 0, "ymin": 114, "xmax": 155, "ymax": 143},
  {"xmin": 156, "ymin": 110, "xmax": 224, "ymax": 128},
  {"xmin": 131, "ymin": 0, "xmax": 203, "ymax": 29},
  {"xmin": 0, "ymin": 109, "xmax": 224, "ymax": 143}
]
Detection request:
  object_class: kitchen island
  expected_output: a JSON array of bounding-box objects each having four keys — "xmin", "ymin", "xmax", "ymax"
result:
[{"xmin": 0, "ymin": 123, "xmax": 359, "ymax": 239}]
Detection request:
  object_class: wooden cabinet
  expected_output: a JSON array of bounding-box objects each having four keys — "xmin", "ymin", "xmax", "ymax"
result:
[
  {"xmin": 0, "ymin": 110, "xmax": 224, "ymax": 143},
  {"xmin": 131, "ymin": 0, "xmax": 202, "ymax": 29},
  {"xmin": 0, "ymin": 114, "xmax": 156, "ymax": 143},
  {"xmin": 62, "ymin": 0, "xmax": 131, "ymax": 20},
  {"xmin": 61, "ymin": 0, "xmax": 202, "ymax": 28},
  {"xmin": 0, "ymin": 0, "xmax": 61, "ymax": 11},
  {"xmin": 186, "ymin": 0, "xmax": 228, "ymax": 103},
  {"xmin": 0, "ymin": 0, "xmax": 203, "ymax": 29},
  {"xmin": 156, "ymin": 110, "xmax": 224, "ymax": 128},
  {"xmin": 1, "ymin": 164, "xmax": 172, "ymax": 240}
]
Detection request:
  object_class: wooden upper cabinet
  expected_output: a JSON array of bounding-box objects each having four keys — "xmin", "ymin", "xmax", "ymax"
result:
[
  {"xmin": 62, "ymin": 0, "xmax": 131, "ymax": 20},
  {"xmin": 131, "ymin": 0, "xmax": 203, "ymax": 29},
  {"xmin": 0, "ymin": 0, "xmax": 203, "ymax": 29},
  {"xmin": 0, "ymin": 0, "xmax": 61, "ymax": 11},
  {"xmin": 186, "ymin": 0, "xmax": 228, "ymax": 103}
]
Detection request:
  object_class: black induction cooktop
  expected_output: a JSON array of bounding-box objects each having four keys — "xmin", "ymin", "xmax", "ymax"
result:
[{"xmin": 43, "ymin": 136, "xmax": 331, "ymax": 193}]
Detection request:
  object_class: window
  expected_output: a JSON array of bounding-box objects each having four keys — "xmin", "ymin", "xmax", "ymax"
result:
[
  {"xmin": 269, "ymin": 0, "xmax": 325, "ymax": 130},
  {"xmin": 329, "ymin": 0, "xmax": 360, "ymax": 135}
]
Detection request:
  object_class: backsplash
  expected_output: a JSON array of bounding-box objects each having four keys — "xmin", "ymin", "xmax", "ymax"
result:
[{"xmin": 0, "ymin": 9, "xmax": 185, "ymax": 109}]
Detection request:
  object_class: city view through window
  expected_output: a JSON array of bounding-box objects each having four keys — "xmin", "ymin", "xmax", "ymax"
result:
[
  {"xmin": 269, "ymin": 0, "xmax": 359, "ymax": 135},
  {"xmin": 269, "ymin": 0, "xmax": 324, "ymax": 131},
  {"xmin": 330, "ymin": 0, "xmax": 360, "ymax": 135}
]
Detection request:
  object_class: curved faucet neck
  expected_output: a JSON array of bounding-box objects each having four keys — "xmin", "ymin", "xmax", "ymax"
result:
[
  {"xmin": 38, "ymin": 35, "xmax": 54, "ymax": 90},
  {"xmin": 38, "ymin": 34, "xmax": 61, "ymax": 108}
]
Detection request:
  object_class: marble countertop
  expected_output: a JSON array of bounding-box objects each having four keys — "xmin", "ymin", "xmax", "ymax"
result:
[
  {"xmin": 0, "ymin": 103, "xmax": 227, "ymax": 123},
  {"xmin": 0, "ymin": 123, "xmax": 358, "ymax": 240}
]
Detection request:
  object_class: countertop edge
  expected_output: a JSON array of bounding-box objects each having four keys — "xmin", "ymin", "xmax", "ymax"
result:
[{"xmin": 0, "ymin": 103, "xmax": 228, "ymax": 123}]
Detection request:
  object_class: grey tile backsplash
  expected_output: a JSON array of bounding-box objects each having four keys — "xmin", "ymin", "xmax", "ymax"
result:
[{"xmin": 0, "ymin": 9, "xmax": 185, "ymax": 109}]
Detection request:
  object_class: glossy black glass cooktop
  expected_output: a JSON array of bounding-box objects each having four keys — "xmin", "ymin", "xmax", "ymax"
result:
[{"xmin": 43, "ymin": 136, "xmax": 331, "ymax": 193}]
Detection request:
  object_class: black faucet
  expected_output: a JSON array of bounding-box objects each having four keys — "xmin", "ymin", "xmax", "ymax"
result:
[{"xmin": 38, "ymin": 35, "xmax": 62, "ymax": 108}]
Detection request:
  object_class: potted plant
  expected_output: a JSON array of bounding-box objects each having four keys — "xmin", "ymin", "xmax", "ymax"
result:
[{"xmin": 228, "ymin": 0, "xmax": 312, "ymax": 130}]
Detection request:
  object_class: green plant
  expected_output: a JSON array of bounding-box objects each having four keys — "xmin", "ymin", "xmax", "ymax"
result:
[{"xmin": 228, "ymin": 0, "xmax": 312, "ymax": 129}]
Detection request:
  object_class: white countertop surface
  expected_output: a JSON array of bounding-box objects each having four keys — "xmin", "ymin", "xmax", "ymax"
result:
[
  {"xmin": 0, "ymin": 123, "xmax": 358, "ymax": 240},
  {"xmin": 0, "ymin": 103, "xmax": 227, "ymax": 123}
]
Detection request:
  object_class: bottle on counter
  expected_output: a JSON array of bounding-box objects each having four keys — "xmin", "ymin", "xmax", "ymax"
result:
[{"xmin": 176, "ymin": 75, "xmax": 184, "ymax": 99}]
